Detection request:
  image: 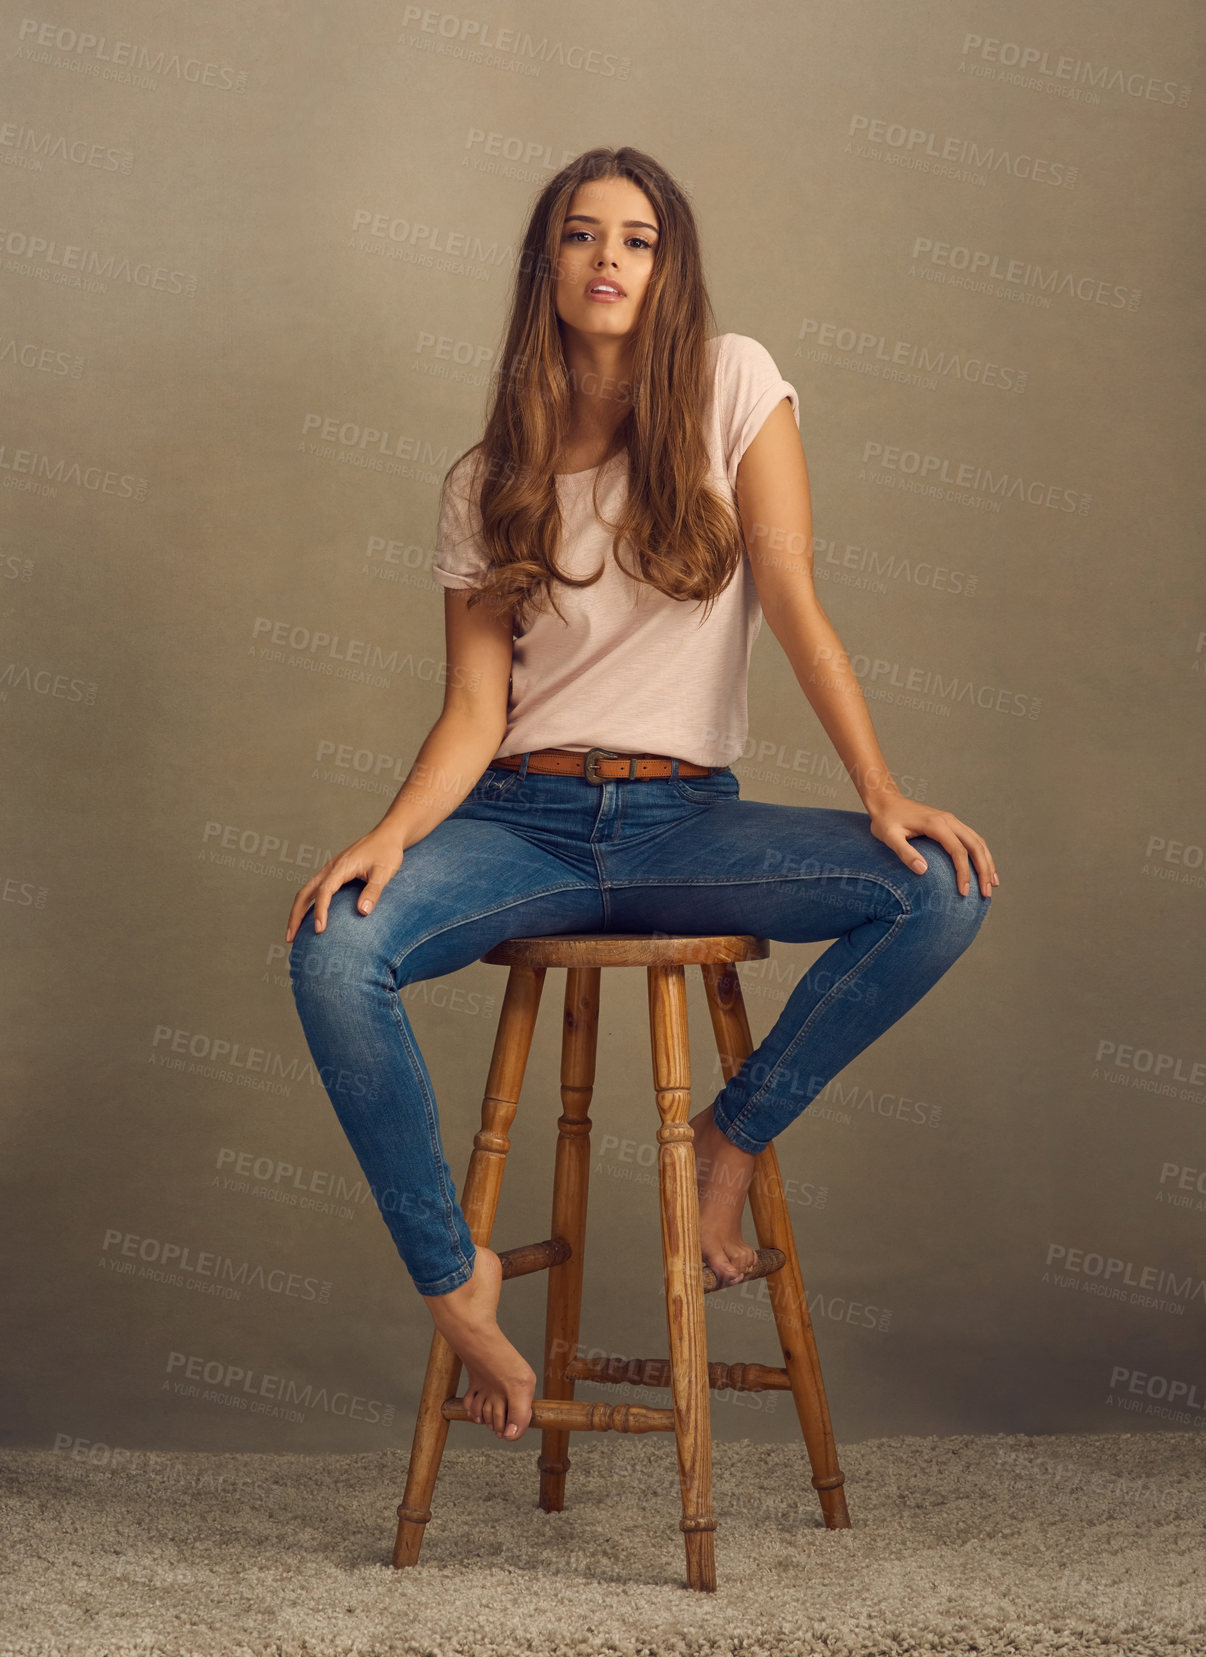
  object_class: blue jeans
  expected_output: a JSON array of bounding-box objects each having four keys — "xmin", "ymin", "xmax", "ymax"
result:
[{"xmin": 288, "ymin": 758, "xmax": 991, "ymax": 1297}]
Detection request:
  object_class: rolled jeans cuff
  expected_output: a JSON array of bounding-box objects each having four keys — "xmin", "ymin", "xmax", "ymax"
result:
[
  {"xmin": 412, "ymin": 1245, "xmax": 477, "ymax": 1298},
  {"xmin": 708, "ymin": 1097, "xmax": 767, "ymax": 1156}
]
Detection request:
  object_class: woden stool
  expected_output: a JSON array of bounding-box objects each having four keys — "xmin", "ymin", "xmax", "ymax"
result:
[{"xmin": 392, "ymin": 932, "xmax": 850, "ymax": 1592}]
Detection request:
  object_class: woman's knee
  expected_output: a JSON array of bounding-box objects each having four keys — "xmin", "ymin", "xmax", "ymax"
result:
[
  {"xmin": 907, "ymin": 837, "xmax": 991, "ymax": 940},
  {"xmin": 288, "ymin": 882, "xmax": 397, "ymax": 1000}
]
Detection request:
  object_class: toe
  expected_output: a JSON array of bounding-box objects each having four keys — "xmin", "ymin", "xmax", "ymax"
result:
[
  {"xmin": 717, "ymin": 1244, "xmax": 753, "ymax": 1284},
  {"xmin": 704, "ymin": 1250, "xmax": 739, "ymax": 1286},
  {"xmin": 505, "ymin": 1382, "xmax": 535, "ymax": 1440}
]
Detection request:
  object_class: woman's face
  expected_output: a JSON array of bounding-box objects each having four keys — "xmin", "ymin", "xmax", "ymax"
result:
[{"xmin": 553, "ymin": 175, "xmax": 660, "ymax": 342}]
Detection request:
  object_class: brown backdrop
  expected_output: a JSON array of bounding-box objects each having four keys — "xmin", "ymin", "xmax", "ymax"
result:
[{"xmin": 4, "ymin": 1, "xmax": 1203, "ymax": 1461}]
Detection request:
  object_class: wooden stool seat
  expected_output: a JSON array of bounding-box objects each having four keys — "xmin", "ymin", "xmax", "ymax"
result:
[
  {"xmin": 392, "ymin": 932, "xmax": 850, "ymax": 1592},
  {"xmin": 482, "ymin": 931, "xmax": 770, "ymax": 968}
]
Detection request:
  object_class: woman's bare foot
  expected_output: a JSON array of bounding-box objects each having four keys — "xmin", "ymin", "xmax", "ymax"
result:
[
  {"xmin": 688, "ymin": 1104, "xmax": 759, "ymax": 1286},
  {"xmin": 421, "ymin": 1245, "xmax": 537, "ymax": 1441}
]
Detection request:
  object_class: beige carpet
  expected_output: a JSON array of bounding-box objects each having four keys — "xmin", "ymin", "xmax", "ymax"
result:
[{"xmin": 2, "ymin": 1432, "xmax": 1202, "ymax": 1656}]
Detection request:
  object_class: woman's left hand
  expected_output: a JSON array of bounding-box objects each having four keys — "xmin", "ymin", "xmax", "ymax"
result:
[{"xmin": 866, "ymin": 795, "xmax": 998, "ymax": 898}]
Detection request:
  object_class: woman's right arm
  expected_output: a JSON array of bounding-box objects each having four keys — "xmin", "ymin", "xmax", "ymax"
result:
[{"xmin": 284, "ymin": 588, "xmax": 513, "ymax": 940}]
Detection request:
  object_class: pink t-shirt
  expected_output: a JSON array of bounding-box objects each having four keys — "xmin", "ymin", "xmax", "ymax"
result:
[{"xmin": 432, "ymin": 332, "xmax": 799, "ymax": 768}]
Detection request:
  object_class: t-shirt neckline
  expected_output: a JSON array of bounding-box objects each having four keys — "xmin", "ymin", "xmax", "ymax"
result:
[{"xmin": 555, "ymin": 450, "xmax": 625, "ymax": 481}]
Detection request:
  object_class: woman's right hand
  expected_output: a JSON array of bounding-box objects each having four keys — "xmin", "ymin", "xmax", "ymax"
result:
[{"xmin": 284, "ymin": 825, "xmax": 406, "ymax": 943}]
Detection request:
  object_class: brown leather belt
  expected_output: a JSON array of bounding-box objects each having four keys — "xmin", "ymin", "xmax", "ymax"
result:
[{"xmin": 492, "ymin": 747, "xmax": 722, "ymax": 786}]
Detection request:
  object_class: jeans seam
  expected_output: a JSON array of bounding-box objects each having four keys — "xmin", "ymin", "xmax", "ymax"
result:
[
  {"xmin": 385, "ymin": 882, "xmax": 593, "ymax": 976},
  {"xmin": 672, "ymin": 786, "xmax": 740, "ymax": 805},
  {"xmin": 477, "ymin": 772, "xmax": 519, "ymax": 798},
  {"xmin": 604, "ymin": 870, "xmax": 916, "ymax": 911},
  {"xmin": 387, "ymin": 991, "xmax": 476, "ymax": 1284},
  {"xmin": 719, "ymin": 887, "xmax": 911, "ymax": 1143},
  {"xmin": 592, "ymin": 843, "xmax": 612, "ymax": 927}
]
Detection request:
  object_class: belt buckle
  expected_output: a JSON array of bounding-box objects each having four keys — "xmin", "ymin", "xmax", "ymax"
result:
[{"xmin": 583, "ymin": 747, "xmax": 621, "ymax": 785}]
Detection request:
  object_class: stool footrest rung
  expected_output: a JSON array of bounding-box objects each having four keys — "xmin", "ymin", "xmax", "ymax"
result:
[
  {"xmin": 442, "ymin": 1395, "xmax": 674, "ymax": 1434},
  {"xmin": 495, "ymin": 1242, "xmax": 784, "ymax": 1291},
  {"xmin": 700, "ymin": 1246, "xmax": 785, "ymax": 1294},
  {"xmin": 562, "ymin": 1355, "xmax": 792, "ymax": 1392},
  {"xmin": 496, "ymin": 1236, "xmax": 572, "ymax": 1279}
]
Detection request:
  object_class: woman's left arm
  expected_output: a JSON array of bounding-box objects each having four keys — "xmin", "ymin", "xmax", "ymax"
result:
[{"xmin": 736, "ymin": 398, "xmax": 998, "ymax": 899}]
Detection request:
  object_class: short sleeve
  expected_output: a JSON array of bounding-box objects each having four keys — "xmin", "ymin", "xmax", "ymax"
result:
[
  {"xmin": 717, "ymin": 334, "xmax": 800, "ymax": 488},
  {"xmin": 432, "ymin": 452, "xmax": 490, "ymax": 591}
]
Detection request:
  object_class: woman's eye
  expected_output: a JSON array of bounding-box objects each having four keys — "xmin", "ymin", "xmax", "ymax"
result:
[{"xmin": 564, "ymin": 231, "xmax": 655, "ymax": 250}]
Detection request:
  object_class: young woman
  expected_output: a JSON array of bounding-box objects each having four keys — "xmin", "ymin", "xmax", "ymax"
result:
[{"xmin": 285, "ymin": 146, "xmax": 997, "ymax": 1448}]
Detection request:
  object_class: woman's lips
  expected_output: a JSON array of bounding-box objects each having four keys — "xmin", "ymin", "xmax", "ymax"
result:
[{"xmin": 586, "ymin": 284, "xmax": 626, "ymax": 302}]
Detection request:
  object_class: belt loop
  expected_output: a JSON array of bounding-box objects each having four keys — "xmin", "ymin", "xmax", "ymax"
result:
[
  {"xmin": 519, "ymin": 751, "xmax": 531, "ymax": 779},
  {"xmin": 670, "ymin": 757, "xmax": 680, "ymax": 781}
]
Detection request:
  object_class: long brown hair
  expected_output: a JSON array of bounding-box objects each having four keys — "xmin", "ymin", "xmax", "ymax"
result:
[{"xmin": 442, "ymin": 146, "xmax": 744, "ymax": 632}]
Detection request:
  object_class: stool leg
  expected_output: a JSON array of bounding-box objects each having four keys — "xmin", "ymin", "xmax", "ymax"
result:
[
  {"xmin": 699, "ymin": 962, "xmax": 851, "ymax": 1530},
  {"xmin": 393, "ymin": 962, "xmax": 547, "ymax": 1569},
  {"xmin": 648, "ymin": 962, "xmax": 717, "ymax": 1593},
  {"xmin": 538, "ymin": 965, "xmax": 601, "ymax": 1512}
]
